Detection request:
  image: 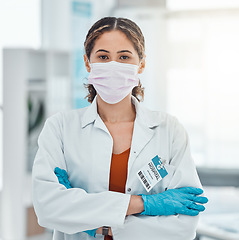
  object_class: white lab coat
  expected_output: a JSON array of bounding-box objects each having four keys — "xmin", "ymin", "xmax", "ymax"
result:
[{"xmin": 32, "ymin": 95, "xmax": 202, "ymax": 240}]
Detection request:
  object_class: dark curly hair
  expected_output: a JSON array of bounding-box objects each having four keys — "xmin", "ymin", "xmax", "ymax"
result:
[{"xmin": 84, "ymin": 16, "xmax": 145, "ymax": 103}]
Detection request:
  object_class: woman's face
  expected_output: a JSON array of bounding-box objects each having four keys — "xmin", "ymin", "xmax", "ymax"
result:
[{"xmin": 84, "ymin": 30, "xmax": 145, "ymax": 74}]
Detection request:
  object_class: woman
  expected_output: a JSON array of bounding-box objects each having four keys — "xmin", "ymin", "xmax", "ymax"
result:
[{"xmin": 32, "ymin": 17, "xmax": 208, "ymax": 240}]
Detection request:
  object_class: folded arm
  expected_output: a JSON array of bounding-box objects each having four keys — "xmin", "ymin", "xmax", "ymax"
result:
[
  {"xmin": 32, "ymin": 115, "xmax": 131, "ymax": 234},
  {"xmin": 112, "ymin": 117, "xmax": 208, "ymax": 240}
]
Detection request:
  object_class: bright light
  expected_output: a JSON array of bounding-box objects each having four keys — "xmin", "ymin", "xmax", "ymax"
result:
[
  {"xmin": 167, "ymin": 0, "xmax": 239, "ymax": 10},
  {"xmin": 167, "ymin": 12, "xmax": 239, "ymax": 168}
]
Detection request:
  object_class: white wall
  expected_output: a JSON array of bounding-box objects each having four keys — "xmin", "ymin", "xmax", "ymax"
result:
[{"xmin": 0, "ymin": 0, "xmax": 41, "ymax": 191}]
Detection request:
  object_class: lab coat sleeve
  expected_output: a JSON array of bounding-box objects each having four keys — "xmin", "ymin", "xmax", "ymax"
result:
[
  {"xmin": 32, "ymin": 113, "xmax": 131, "ymax": 234},
  {"xmin": 111, "ymin": 117, "xmax": 202, "ymax": 240}
]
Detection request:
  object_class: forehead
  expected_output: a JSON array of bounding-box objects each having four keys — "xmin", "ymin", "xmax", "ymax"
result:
[{"xmin": 93, "ymin": 30, "xmax": 136, "ymax": 51}]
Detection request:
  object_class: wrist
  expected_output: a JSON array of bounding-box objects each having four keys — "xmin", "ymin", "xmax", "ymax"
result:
[
  {"xmin": 96, "ymin": 227, "xmax": 102, "ymax": 235},
  {"xmin": 126, "ymin": 195, "xmax": 144, "ymax": 216},
  {"xmin": 96, "ymin": 227, "xmax": 112, "ymax": 236}
]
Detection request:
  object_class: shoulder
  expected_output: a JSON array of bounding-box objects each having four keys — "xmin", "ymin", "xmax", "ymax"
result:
[
  {"xmin": 45, "ymin": 106, "xmax": 89, "ymax": 128},
  {"xmin": 138, "ymin": 103, "xmax": 181, "ymax": 129},
  {"xmin": 139, "ymin": 104, "xmax": 188, "ymax": 143}
]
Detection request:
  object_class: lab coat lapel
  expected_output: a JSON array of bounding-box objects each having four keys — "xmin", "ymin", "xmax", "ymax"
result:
[
  {"xmin": 128, "ymin": 119, "xmax": 155, "ymax": 172},
  {"xmin": 81, "ymin": 96, "xmax": 113, "ymax": 192},
  {"xmin": 81, "ymin": 96, "xmax": 110, "ymax": 135},
  {"xmin": 128, "ymin": 97, "xmax": 159, "ymax": 173}
]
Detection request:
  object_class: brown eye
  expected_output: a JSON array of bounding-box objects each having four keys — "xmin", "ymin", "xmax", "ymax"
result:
[
  {"xmin": 120, "ymin": 55, "xmax": 129, "ymax": 60},
  {"xmin": 99, "ymin": 55, "xmax": 108, "ymax": 60}
]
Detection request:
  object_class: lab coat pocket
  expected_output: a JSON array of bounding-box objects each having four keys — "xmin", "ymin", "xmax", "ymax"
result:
[{"xmin": 152, "ymin": 164, "xmax": 176, "ymax": 194}]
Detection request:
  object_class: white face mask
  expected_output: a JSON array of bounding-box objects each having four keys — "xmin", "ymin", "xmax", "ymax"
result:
[{"xmin": 88, "ymin": 61, "xmax": 140, "ymax": 104}]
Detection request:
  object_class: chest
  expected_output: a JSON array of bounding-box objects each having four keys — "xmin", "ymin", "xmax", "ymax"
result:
[
  {"xmin": 64, "ymin": 120, "xmax": 174, "ymax": 195},
  {"xmin": 104, "ymin": 121, "xmax": 134, "ymax": 154}
]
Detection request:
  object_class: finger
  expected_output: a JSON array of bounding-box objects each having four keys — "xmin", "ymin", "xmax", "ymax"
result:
[
  {"xmin": 192, "ymin": 203, "xmax": 205, "ymax": 212},
  {"xmin": 54, "ymin": 167, "xmax": 61, "ymax": 174},
  {"xmin": 54, "ymin": 172, "xmax": 62, "ymax": 180},
  {"xmin": 59, "ymin": 178, "xmax": 72, "ymax": 189},
  {"xmin": 185, "ymin": 194, "xmax": 208, "ymax": 204},
  {"xmin": 54, "ymin": 168, "xmax": 72, "ymax": 188},
  {"xmin": 178, "ymin": 187, "xmax": 203, "ymax": 195},
  {"xmin": 54, "ymin": 167, "xmax": 66, "ymax": 176},
  {"xmin": 184, "ymin": 200, "xmax": 205, "ymax": 212},
  {"xmin": 193, "ymin": 196, "xmax": 208, "ymax": 204},
  {"xmin": 54, "ymin": 167, "xmax": 68, "ymax": 178},
  {"xmin": 177, "ymin": 206, "xmax": 199, "ymax": 216}
]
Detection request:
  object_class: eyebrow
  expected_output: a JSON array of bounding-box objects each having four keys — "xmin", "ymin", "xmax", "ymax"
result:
[{"xmin": 95, "ymin": 49, "xmax": 133, "ymax": 54}]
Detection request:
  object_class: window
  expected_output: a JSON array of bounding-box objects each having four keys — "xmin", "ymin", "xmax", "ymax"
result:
[{"xmin": 166, "ymin": 10, "xmax": 239, "ymax": 168}]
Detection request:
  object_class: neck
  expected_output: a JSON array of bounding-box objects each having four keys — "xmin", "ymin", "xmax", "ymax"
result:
[{"xmin": 96, "ymin": 94, "xmax": 136, "ymax": 123}]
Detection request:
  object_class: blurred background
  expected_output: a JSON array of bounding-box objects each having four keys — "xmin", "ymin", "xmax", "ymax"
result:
[{"xmin": 0, "ymin": 0, "xmax": 239, "ymax": 239}]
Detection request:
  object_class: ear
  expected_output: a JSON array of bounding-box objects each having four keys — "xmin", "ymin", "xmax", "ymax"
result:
[
  {"xmin": 84, "ymin": 54, "xmax": 91, "ymax": 73},
  {"xmin": 138, "ymin": 55, "xmax": 146, "ymax": 74}
]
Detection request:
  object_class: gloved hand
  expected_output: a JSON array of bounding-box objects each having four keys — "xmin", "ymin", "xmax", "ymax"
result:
[
  {"xmin": 140, "ymin": 187, "xmax": 208, "ymax": 216},
  {"xmin": 54, "ymin": 167, "xmax": 97, "ymax": 238},
  {"xmin": 54, "ymin": 167, "xmax": 72, "ymax": 189}
]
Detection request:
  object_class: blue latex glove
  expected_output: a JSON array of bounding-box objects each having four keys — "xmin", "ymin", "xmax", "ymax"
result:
[
  {"xmin": 140, "ymin": 187, "xmax": 208, "ymax": 216},
  {"xmin": 54, "ymin": 167, "xmax": 97, "ymax": 238}
]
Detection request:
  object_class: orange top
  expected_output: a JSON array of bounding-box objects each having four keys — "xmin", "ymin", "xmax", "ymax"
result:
[{"xmin": 104, "ymin": 148, "xmax": 130, "ymax": 240}]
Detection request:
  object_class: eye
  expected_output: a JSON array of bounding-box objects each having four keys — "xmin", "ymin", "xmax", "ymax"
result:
[
  {"xmin": 99, "ymin": 55, "xmax": 109, "ymax": 60},
  {"xmin": 120, "ymin": 55, "xmax": 129, "ymax": 60}
]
